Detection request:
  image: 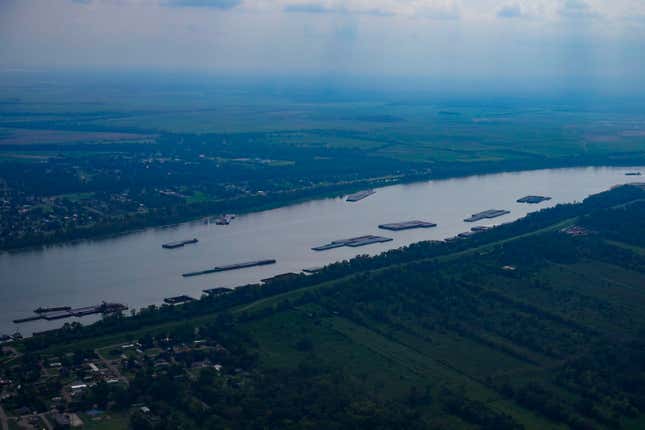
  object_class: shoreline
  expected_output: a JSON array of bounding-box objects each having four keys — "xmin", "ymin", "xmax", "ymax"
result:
[{"xmin": 1, "ymin": 159, "xmax": 643, "ymax": 255}]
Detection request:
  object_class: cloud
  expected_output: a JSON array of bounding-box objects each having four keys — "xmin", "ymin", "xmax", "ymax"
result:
[
  {"xmin": 497, "ymin": 4, "xmax": 523, "ymax": 19},
  {"xmin": 71, "ymin": 0, "xmax": 92, "ymax": 4},
  {"xmin": 559, "ymin": 0, "xmax": 597, "ymax": 19},
  {"xmin": 162, "ymin": 0, "xmax": 241, "ymax": 9},
  {"xmin": 283, "ymin": 3, "xmax": 392, "ymax": 16}
]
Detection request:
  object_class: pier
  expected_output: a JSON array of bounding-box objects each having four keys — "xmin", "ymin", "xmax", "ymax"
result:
[
  {"xmin": 162, "ymin": 238, "xmax": 199, "ymax": 249},
  {"xmin": 346, "ymin": 189, "xmax": 375, "ymax": 202},
  {"xmin": 182, "ymin": 259, "xmax": 277, "ymax": 278},
  {"xmin": 379, "ymin": 220, "xmax": 437, "ymax": 231},
  {"xmin": 312, "ymin": 235, "xmax": 392, "ymax": 251},
  {"xmin": 464, "ymin": 209, "xmax": 510, "ymax": 223}
]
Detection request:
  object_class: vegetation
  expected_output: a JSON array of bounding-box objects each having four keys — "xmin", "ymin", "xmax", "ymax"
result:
[
  {"xmin": 1, "ymin": 77, "xmax": 645, "ymax": 250},
  {"xmin": 2, "ymin": 184, "xmax": 645, "ymax": 429}
]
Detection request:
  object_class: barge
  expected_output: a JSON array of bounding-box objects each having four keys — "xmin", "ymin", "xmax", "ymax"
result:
[
  {"xmin": 164, "ymin": 295, "xmax": 195, "ymax": 305},
  {"xmin": 162, "ymin": 238, "xmax": 199, "ymax": 249},
  {"xmin": 13, "ymin": 302, "xmax": 127, "ymax": 324},
  {"xmin": 312, "ymin": 235, "xmax": 393, "ymax": 251},
  {"xmin": 261, "ymin": 273, "xmax": 299, "ymax": 283},
  {"xmin": 470, "ymin": 226, "xmax": 491, "ymax": 232},
  {"xmin": 517, "ymin": 195, "xmax": 552, "ymax": 204},
  {"xmin": 346, "ymin": 190, "xmax": 375, "ymax": 202},
  {"xmin": 379, "ymin": 220, "xmax": 437, "ymax": 231},
  {"xmin": 182, "ymin": 259, "xmax": 277, "ymax": 278},
  {"xmin": 203, "ymin": 288, "xmax": 232, "ymax": 296},
  {"xmin": 464, "ymin": 209, "xmax": 510, "ymax": 223},
  {"xmin": 34, "ymin": 306, "xmax": 72, "ymax": 314},
  {"xmin": 625, "ymin": 172, "xmax": 642, "ymax": 176}
]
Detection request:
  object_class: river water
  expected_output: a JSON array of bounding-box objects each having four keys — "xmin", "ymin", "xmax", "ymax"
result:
[{"xmin": 1, "ymin": 166, "xmax": 643, "ymax": 335}]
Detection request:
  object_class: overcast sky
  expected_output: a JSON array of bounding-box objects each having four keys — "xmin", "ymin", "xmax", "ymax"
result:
[{"xmin": 1, "ymin": 0, "xmax": 645, "ymax": 91}]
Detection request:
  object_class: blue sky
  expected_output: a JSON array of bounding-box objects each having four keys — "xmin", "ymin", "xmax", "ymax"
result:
[{"xmin": 1, "ymin": 0, "xmax": 644, "ymax": 92}]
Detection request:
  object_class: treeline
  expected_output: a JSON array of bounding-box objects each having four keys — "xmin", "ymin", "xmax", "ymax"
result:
[{"xmin": 22, "ymin": 185, "xmax": 645, "ymax": 351}]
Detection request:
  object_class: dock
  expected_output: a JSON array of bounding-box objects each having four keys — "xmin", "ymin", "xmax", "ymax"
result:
[
  {"xmin": 346, "ymin": 189, "xmax": 375, "ymax": 202},
  {"xmin": 312, "ymin": 235, "xmax": 393, "ymax": 251},
  {"xmin": 464, "ymin": 209, "xmax": 510, "ymax": 223},
  {"xmin": 162, "ymin": 238, "xmax": 198, "ymax": 249},
  {"xmin": 517, "ymin": 195, "xmax": 551, "ymax": 204},
  {"xmin": 182, "ymin": 259, "xmax": 277, "ymax": 278},
  {"xmin": 164, "ymin": 295, "xmax": 195, "ymax": 305},
  {"xmin": 379, "ymin": 220, "xmax": 437, "ymax": 231},
  {"xmin": 13, "ymin": 302, "xmax": 127, "ymax": 324}
]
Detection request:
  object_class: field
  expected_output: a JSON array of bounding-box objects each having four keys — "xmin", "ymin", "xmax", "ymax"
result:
[{"xmin": 2, "ymin": 74, "xmax": 645, "ymax": 168}]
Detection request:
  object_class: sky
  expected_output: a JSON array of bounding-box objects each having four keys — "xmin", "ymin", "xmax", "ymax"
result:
[{"xmin": 1, "ymin": 0, "xmax": 645, "ymax": 93}]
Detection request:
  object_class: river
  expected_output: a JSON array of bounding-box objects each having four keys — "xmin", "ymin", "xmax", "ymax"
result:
[{"xmin": 1, "ymin": 166, "xmax": 643, "ymax": 335}]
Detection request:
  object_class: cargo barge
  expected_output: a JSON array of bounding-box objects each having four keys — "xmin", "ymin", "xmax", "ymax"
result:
[
  {"xmin": 379, "ymin": 220, "xmax": 437, "ymax": 231},
  {"xmin": 162, "ymin": 238, "xmax": 199, "ymax": 249},
  {"xmin": 182, "ymin": 259, "xmax": 277, "ymax": 278},
  {"xmin": 346, "ymin": 189, "xmax": 375, "ymax": 202},
  {"xmin": 34, "ymin": 306, "xmax": 72, "ymax": 314},
  {"xmin": 261, "ymin": 273, "xmax": 299, "ymax": 283},
  {"xmin": 164, "ymin": 295, "xmax": 195, "ymax": 305},
  {"xmin": 517, "ymin": 195, "xmax": 552, "ymax": 204},
  {"xmin": 625, "ymin": 172, "xmax": 642, "ymax": 176},
  {"xmin": 470, "ymin": 226, "xmax": 491, "ymax": 232},
  {"xmin": 464, "ymin": 209, "xmax": 510, "ymax": 223},
  {"xmin": 203, "ymin": 288, "xmax": 232, "ymax": 296},
  {"xmin": 312, "ymin": 235, "xmax": 393, "ymax": 251},
  {"xmin": 13, "ymin": 302, "xmax": 127, "ymax": 324}
]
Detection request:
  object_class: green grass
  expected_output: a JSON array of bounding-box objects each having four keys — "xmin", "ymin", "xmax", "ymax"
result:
[{"xmin": 78, "ymin": 412, "xmax": 129, "ymax": 430}]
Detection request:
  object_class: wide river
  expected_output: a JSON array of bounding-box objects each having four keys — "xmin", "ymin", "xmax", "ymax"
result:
[{"xmin": 1, "ymin": 166, "xmax": 643, "ymax": 335}]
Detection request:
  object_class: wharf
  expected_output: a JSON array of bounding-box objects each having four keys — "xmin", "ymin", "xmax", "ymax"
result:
[
  {"xmin": 379, "ymin": 220, "xmax": 437, "ymax": 231},
  {"xmin": 162, "ymin": 238, "xmax": 198, "ymax": 249},
  {"xmin": 312, "ymin": 235, "xmax": 392, "ymax": 251},
  {"xmin": 517, "ymin": 195, "xmax": 551, "ymax": 204},
  {"xmin": 346, "ymin": 190, "xmax": 375, "ymax": 202},
  {"xmin": 464, "ymin": 209, "xmax": 510, "ymax": 223},
  {"xmin": 182, "ymin": 259, "xmax": 277, "ymax": 278}
]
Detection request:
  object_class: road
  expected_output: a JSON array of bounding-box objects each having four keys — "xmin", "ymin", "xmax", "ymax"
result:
[{"xmin": 95, "ymin": 348, "xmax": 129, "ymax": 386}]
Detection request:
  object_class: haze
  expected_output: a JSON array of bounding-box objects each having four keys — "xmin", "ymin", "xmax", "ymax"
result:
[{"xmin": 1, "ymin": 0, "xmax": 645, "ymax": 96}]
